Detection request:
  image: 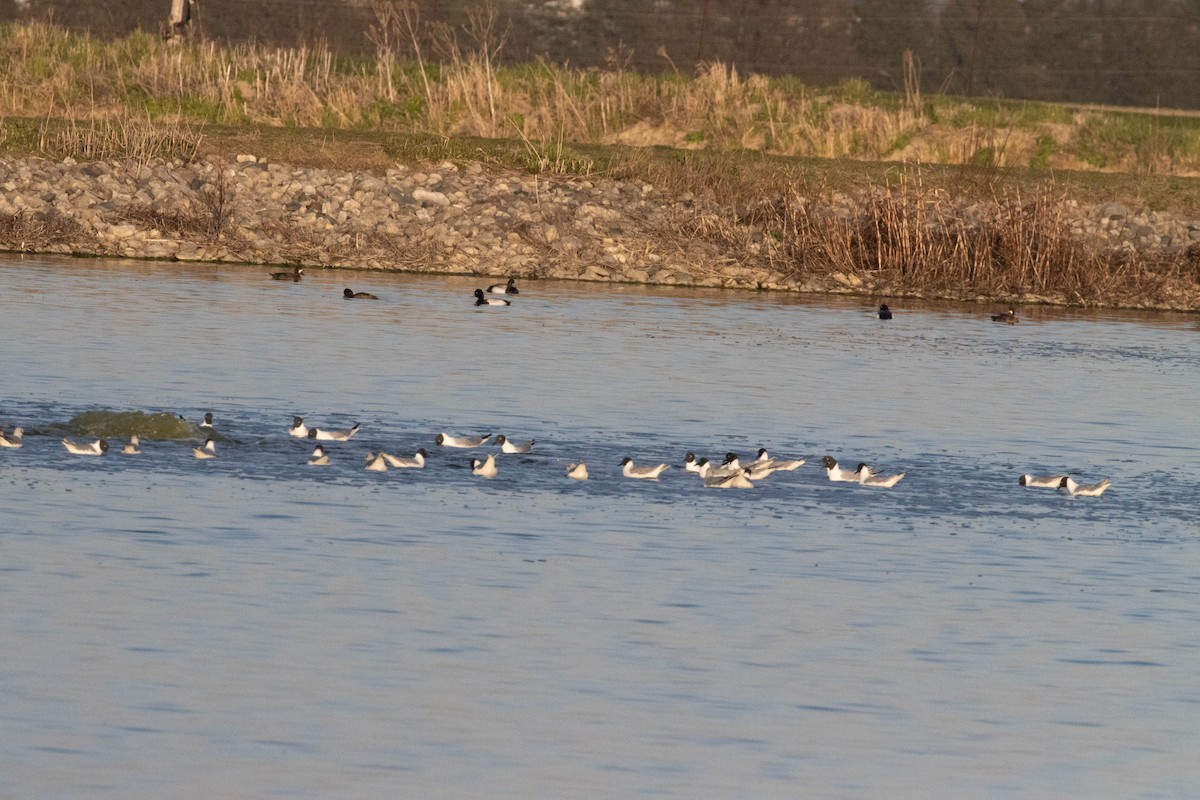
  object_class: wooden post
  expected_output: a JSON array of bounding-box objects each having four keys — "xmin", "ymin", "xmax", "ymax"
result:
[
  {"xmin": 166, "ymin": 0, "xmax": 192, "ymax": 41},
  {"xmin": 966, "ymin": 0, "xmax": 986, "ymax": 96}
]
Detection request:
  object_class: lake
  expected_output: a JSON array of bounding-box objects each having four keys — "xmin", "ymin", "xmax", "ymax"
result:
[{"xmin": 1, "ymin": 254, "xmax": 1198, "ymax": 799}]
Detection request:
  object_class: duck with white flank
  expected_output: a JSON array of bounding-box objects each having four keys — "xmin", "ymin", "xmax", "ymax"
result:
[
  {"xmin": 991, "ymin": 306, "xmax": 1018, "ymax": 323},
  {"xmin": 382, "ymin": 449, "xmax": 428, "ymax": 468},
  {"xmin": 754, "ymin": 449, "xmax": 805, "ymax": 471},
  {"xmin": 474, "ymin": 288, "xmax": 510, "ymax": 306},
  {"xmin": 878, "ymin": 304, "xmax": 893, "ymax": 320},
  {"xmin": 1019, "ymin": 473, "xmax": 1067, "ymax": 489},
  {"xmin": 288, "ymin": 416, "xmax": 308, "ymax": 437},
  {"xmin": 193, "ymin": 438, "xmax": 217, "ymax": 459},
  {"xmin": 494, "ymin": 435, "xmax": 535, "ymax": 454},
  {"xmin": 307, "ymin": 445, "xmax": 330, "ymax": 466},
  {"xmin": 270, "ymin": 266, "xmax": 303, "ymax": 281},
  {"xmin": 821, "ymin": 456, "xmax": 866, "ymax": 482},
  {"xmin": 308, "ymin": 423, "xmax": 360, "ymax": 442},
  {"xmin": 436, "ymin": 432, "xmax": 491, "ymax": 448},
  {"xmin": 566, "ymin": 462, "xmax": 589, "ymax": 480},
  {"xmin": 344, "ymin": 288, "xmax": 379, "ymax": 299},
  {"xmin": 1058, "ymin": 476, "xmax": 1112, "ymax": 497},
  {"xmin": 122, "ymin": 435, "xmax": 142, "ymax": 455},
  {"xmin": 487, "ymin": 277, "xmax": 519, "ymax": 295},
  {"xmin": 621, "ymin": 457, "xmax": 669, "ymax": 480},
  {"xmin": 0, "ymin": 427, "xmax": 24, "ymax": 448},
  {"xmin": 364, "ymin": 452, "xmax": 388, "ymax": 472},
  {"xmin": 63, "ymin": 438, "xmax": 108, "ymax": 455},
  {"xmin": 855, "ymin": 462, "xmax": 905, "ymax": 487},
  {"xmin": 471, "ymin": 453, "xmax": 498, "ymax": 477}
]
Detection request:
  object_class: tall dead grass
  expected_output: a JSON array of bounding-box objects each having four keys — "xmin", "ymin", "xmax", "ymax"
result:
[
  {"xmin": 40, "ymin": 115, "xmax": 203, "ymax": 164},
  {"xmin": 4, "ymin": 18, "xmax": 1195, "ymax": 173},
  {"xmin": 689, "ymin": 175, "xmax": 1196, "ymax": 305}
]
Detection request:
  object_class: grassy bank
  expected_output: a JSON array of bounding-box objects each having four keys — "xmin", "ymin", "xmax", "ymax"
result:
[
  {"xmin": 3, "ymin": 20, "xmax": 1200, "ymax": 176},
  {"xmin": 6, "ymin": 116, "xmax": 1200, "ymax": 217},
  {"xmin": 3, "ymin": 117, "xmax": 1200, "ymax": 309},
  {"xmin": 1, "ymin": 20, "xmax": 1199, "ymax": 310}
]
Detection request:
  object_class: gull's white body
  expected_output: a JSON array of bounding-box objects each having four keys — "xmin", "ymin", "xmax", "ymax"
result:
[
  {"xmin": 755, "ymin": 448, "xmax": 805, "ymax": 471},
  {"xmin": 308, "ymin": 423, "xmax": 360, "ymax": 442},
  {"xmin": 822, "ymin": 456, "xmax": 863, "ymax": 482},
  {"xmin": 494, "ymin": 435, "xmax": 535, "ymax": 454},
  {"xmin": 622, "ymin": 457, "xmax": 669, "ymax": 479},
  {"xmin": 855, "ymin": 463, "xmax": 904, "ymax": 487},
  {"xmin": 63, "ymin": 438, "xmax": 108, "ymax": 455},
  {"xmin": 382, "ymin": 449, "xmax": 428, "ymax": 468},
  {"xmin": 1019, "ymin": 474, "xmax": 1066, "ymax": 489},
  {"xmin": 471, "ymin": 453, "xmax": 498, "ymax": 478},
  {"xmin": 704, "ymin": 466, "xmax": 755, "ymax": 489},
  {"xmin": 437, "ymin": 432, "xmax": 491, "ymax": 448},
  {"xmin": 1059, "ymin": 476, "xmax": 1112, "ymax": 497}
]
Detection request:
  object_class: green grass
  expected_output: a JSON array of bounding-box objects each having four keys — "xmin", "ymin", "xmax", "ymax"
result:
[{"xmin": 1030, "ymin": 134, "xmax": 1057, "ymax": 171}]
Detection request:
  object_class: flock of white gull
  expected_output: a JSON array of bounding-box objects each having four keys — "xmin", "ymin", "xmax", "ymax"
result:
[
  {"xmin": 0, "ymin": 411, "xmax": 1112, "ymax": 497},
  {"xmin": 2, "ymin": 277, "xmax": 1112, "ymax": 496}
]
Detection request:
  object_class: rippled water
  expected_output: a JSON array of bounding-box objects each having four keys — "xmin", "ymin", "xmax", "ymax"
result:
[{"xmin": 2, "ymin": 255, "xmax": 1199, "ymax": 799}]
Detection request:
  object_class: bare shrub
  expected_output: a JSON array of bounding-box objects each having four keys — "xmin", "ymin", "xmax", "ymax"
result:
[
  {"xmin": 196, "ymin": 167, "xmax": 236, "ymax": 238},
  {"xmin": 362, "ymin": 228, "xmax": 443, "ymax": 270},
  {"xmin": 121, "ymin": 167, "xmax": 236, "ymax": 242},
  {"xmin": 0, "ymin": 209, "xmax": 90, "ymax": 251},
  {"xmin": 122, "ymin": 204, "xmax": 210, "ymax": 239}
]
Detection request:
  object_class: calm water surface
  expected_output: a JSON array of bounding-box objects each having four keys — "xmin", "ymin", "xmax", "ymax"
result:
[{"xmin": 1, "ymin": 255, "xmax": 1198, "ymax": 799}]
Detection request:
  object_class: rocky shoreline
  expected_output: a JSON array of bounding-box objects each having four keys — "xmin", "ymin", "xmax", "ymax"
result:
[{"xmin": 1, "ymin": 154, "xmax": 1198, "ymax": 309}]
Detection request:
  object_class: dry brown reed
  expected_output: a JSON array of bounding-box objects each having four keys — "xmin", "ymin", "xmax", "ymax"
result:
[
  {"xmin": 681, "ymin": 173, "xmax": 1195, "ymax": 305},
  {"xmin": 0, "ymin": 209, "xmax": 89, "ymax": 252},
  {"xmin": 36, "ymin": 115, "xmax": 204, "ymax": 165}
]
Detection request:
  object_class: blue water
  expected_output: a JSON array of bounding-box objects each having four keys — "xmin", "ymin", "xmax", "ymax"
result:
[{"xmin": 1, "ymin": 255, "xmax": 1199, "ymax": 799}]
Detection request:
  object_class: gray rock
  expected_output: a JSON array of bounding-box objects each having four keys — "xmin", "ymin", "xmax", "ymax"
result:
[
  {"xmin": 1099, "ymin": 202, "xmax": 1128, "ymax": 221},
  {"xmin": 0, "ymin": 153, "xmax": 1196, "ymax": 310},
  {"xmin": 412, "ymin": 188, "xmax": 449, "ymax": 207}
]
